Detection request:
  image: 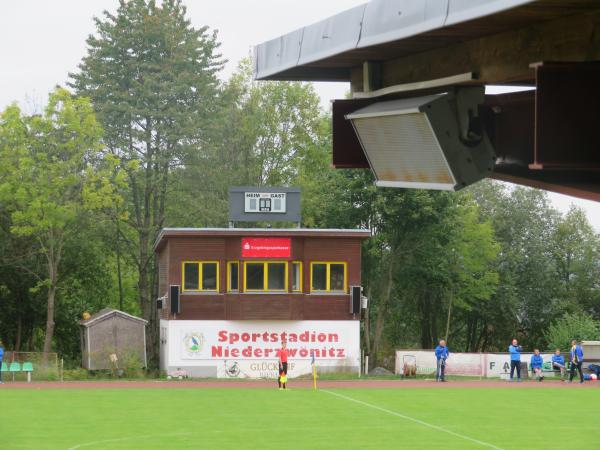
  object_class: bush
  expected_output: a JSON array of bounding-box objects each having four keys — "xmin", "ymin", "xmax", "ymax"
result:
[
  {"xmin": 544, "ymin": 312, "xmax": 600, "ymax": 351},
  {"xmin": 62, "ymin": 368, "xmax": 91, "ymax": 381}
]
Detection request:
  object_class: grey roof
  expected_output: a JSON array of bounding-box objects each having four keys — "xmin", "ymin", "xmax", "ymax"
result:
[
  {"xmin": 153, "ymin": 227, "xmax": 371, "ymax": 251},
  {"xmin": 253, "ymin": 0, "xmax": 596, "ymax": 81},
  {"xmin": 80, "ymin": 308, "xmax": 147, "ymax": 327}
]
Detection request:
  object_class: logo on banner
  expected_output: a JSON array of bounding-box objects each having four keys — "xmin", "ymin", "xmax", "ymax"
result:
[
  {"xmin": 241, "ymin": 238, "xmax": 291, "ymax": 258},
  {"xmin": 224, "ymin": 360, "xmax": 241, "ymax": 378},
  {"xmin": 183, "ymin": 332, "xmax": 205, "ymax": 356}
]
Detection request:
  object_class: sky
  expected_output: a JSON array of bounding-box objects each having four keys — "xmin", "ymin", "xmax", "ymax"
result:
[{"xmin": 1, "ymin": 0, "xmax": 598, "ymax": 229}]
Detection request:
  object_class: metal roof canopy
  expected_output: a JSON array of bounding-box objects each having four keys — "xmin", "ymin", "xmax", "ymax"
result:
[
  {"xmin": 254, "ymin": 0, "xmax": 599, "ymax": 84},
  {"xmin": 254, "ymin": 0, "xmax": 600, "ymax": 202}
]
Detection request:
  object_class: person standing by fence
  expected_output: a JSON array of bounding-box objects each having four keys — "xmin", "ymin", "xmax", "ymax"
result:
[
  {"xmin": 509, "ymin": 339, "xmax": 522, "ymax": 382},
  {"xmin": 435, "ymin": 339, "xmax": 449, "ymax": 382},
  {"xmin": 0, "ymin": 340, "xmax": 4, "ymax": 384},
  {"xmin": 568, "ymin": 339, "xmax": 584, "ymax": 384}
]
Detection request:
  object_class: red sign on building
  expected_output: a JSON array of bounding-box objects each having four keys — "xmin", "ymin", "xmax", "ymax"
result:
[{"xmin": 241, "ymin": 238, "xmax": 291, "ymax": 258}]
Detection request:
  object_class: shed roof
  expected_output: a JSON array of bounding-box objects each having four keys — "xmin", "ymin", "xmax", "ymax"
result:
[
  {"xmin": 80, "ymin": 308, "xmax": 148, "ymax": 327},
  {"xmin": 154, "ymin": 227, "xmax": 371, "ymax": 252},
  {"xmin": 253, "ymin": 0, "xmax": 598, "ymax": 81}
]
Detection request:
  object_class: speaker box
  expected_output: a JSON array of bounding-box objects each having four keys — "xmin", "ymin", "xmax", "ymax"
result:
[
  {"xmin": 170, "ymin": 285, "xmax": 180, "ymax": 315},
  {"xmin": 350, "ymin": 286, "xmax": 361, "ymax": 314},
  {"xmin": 156, "ymin": 299, "xmax": 163, "ymax": 310}
]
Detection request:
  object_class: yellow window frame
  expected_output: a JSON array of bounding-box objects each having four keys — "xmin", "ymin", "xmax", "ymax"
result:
[
  {"xmin": 310, "ymin": 261, "xmax": 347, "ymax": 293},
  {"xmin": 227, "ymin": 261, "xmax": 240, "ymax": 292},
  {"xmin": 291, "ymin": 261, "xmax": 303, "ymax": 292},
  {"xmin": 181, "ymin": 261, "xmax": 220, "ymax": 292},
  {"xmin": 243, "ymin": 261, "xmax": 288, "ymax": 292}
]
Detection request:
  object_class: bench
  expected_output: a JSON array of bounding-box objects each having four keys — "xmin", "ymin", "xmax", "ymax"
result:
[
  {"xmin": 2, "ymin": 361, "xmax": 34, "ymax": 382},
  {"xmin": 541, "ymin": 361, "xmax": 562, "ymax": 377}
]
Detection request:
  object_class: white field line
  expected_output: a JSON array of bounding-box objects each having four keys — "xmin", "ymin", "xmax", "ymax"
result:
[
  {"xmin": 67, "ymin": 432, "xmax": 193, "ymax": 450},
  {"xmin": 322, "ymin": 390, "xmax": 504, "ymax": 450}
]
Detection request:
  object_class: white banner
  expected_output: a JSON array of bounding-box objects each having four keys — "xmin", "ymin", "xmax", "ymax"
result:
[
  {"xmin": 163, "ymin": 320, "xmax": 360, "ymax": 379},
  {"xmin": 395, "ymin": 350, "xmax": 556, "ymax": 378}
]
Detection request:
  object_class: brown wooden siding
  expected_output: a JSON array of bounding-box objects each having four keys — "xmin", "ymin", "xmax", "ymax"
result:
[
  {"xmin": 161, "ymin": 234, "xmax": 364, "ymax": 321},
  {"xmin": 175, "ymin": 294, "xmax": 358, "ymax": 321}
]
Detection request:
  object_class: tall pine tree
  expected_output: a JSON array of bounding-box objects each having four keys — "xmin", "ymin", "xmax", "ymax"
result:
[{"xmin": 70, "ymin": 0, "xmax": 224, "ymax": 363}]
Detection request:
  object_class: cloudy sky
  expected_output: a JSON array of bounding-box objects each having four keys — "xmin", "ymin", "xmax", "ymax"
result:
[{"xmin": 1, "ymin": 0, "xmax": 598, "ymax": 229}]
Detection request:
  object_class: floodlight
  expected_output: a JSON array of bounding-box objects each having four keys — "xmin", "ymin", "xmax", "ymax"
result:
[{"xmin": 345, "ymin": 87, "xmax": 495, "ymax": 190}]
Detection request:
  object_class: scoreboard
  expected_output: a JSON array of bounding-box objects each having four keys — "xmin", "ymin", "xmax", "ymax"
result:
[{"xmin": 244, "ymin": 192, "xmax": 287, "ymax": 213}]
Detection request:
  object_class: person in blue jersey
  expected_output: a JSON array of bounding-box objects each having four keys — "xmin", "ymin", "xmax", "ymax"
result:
[
  {"xmin": 568, "ymin": 339, "xmax": 584, "ymax": 384},
  {"xmin": 508, "ymin": 338, "xmax": 522, "ymax": 382},
  {"xmin": 0, "ymin": 340, "xmax": 4, "ymax": 384},
  {"xmin": 551, "ymin": 349, "xmax": 566, "ymax": 377},
  {"xmin": 530, "ymin": 349, "xmax": 544, "ymax": 382},
  {"xmin": 435, "ymin": 339, "xmax": 449, "ymax": 382}
]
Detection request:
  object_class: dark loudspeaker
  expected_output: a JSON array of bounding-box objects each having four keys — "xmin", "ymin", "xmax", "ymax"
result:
[
  {"xmin": 170, "ymin": 285, "xmax": 180, "ymax": 315},
  {"xmin": 156, "ymin": 299, "xmax": 163, "ymax": 310},
  {"xmin": 350, "ymin": 286, "xmax": 361, "ymax": 314}
]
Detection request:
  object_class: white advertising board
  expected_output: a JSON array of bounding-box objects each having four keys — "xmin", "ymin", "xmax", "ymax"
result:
[
  {"xmin": 162, "ymin": 320, "xmax": 360, "ymax": 379},
  {"xmin": 395, "ymin": 350, "xmax": 556, "ymax": 378}
]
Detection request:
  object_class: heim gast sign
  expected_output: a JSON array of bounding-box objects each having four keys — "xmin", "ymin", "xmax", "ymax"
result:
[{"xmin": 160, "ymin": 320, "xmax": 360, "ymax": 379}]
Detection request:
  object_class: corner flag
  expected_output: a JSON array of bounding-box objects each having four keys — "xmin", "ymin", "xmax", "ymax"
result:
[{"xmin": 311, "ymin": 352, "xmax": 317, "ymax": 390}]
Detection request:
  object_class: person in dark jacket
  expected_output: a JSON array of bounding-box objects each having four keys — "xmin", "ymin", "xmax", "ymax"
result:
[
  {"xmin": 508, "ymin": 339, "xmax": 522, "ymax": 382},
  {"xmin": 568, "ymin": 339, "xmax": 584, "ymax": 384},
  {"xmin": 434, "ymin": 339, "xmax": 449, "ymax": 382},
  {"xmin": 530, "ymin": 349, "xmax": 544, "ymax": 381},
  {"xmin": 552, "ymin": 349, "xmax": 566, "ymax": 377}
]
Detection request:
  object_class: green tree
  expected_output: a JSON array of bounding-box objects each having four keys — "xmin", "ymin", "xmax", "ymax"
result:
[
  {"xmin": 550, "ymin": 207, "xmax": 600, "ymax": 317},
  {"xmin": 0, "ymin": 89, "xmax": 121, "ymax": 353},
  {"xmin": 216, "ymin": 60, "xmax": 323, "ymax": 187},
  {"xmin": 0, "ymin": 213, "xmax": 46, "ymax": 352},
  {"xmin": 299, "ymin": 163, "xmax": 499, "ymax": 362},
  {"xmin": 544, "ymin": 312, "xmax": 600, "ymax": 351},
  {"xmin": 70, "ymin": 0, "xmax": 224, "ymax": 360},
  {"xmin": 443, "ymin": 197, "xmax": 500, "ymax": 349},
  {"xmin": 468, "ymin": 180, "xmax": 560, "ymax": 349}
]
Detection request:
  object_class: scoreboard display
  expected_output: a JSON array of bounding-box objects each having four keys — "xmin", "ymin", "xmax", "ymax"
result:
[{"xmin": 244, "ymin": 192, "xmax": 286, "ymax": 213}]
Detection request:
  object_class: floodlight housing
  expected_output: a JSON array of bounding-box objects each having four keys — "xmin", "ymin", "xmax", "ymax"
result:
[{"xmin": 345, "ymin": 87, "xmax": 495, "ymax": 191}]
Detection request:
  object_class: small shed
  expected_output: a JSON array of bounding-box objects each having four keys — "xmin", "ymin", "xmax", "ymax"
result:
[{"xmin": 80, "ymin": 309, "xmax": 147, "ymax": 370}]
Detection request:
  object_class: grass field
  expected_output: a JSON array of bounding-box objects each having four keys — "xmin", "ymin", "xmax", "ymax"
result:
[{"xmin": 1, "ymin": 383, "xmax": 599, "ymax": 449}]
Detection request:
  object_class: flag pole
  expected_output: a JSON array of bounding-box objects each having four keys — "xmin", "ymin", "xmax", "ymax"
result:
[{"xmin": 311, "ymin": 352, "xmax": 317, "ymax": 390}]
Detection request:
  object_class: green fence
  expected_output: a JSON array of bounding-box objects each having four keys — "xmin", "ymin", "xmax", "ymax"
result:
[{"xmin": 1, "ymin": 352, "xmax": 59, "ymax": 382}]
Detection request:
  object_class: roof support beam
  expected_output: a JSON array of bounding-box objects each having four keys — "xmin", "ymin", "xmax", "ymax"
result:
[
  {"xmin": 362, "ymin": 61, "xmax": 382, "ymax": 93},
  {"xmin": 351, "ymin": 10, "xmax": 600, "ymax": 91}
]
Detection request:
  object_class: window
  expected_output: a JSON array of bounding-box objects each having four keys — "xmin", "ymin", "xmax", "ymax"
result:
[
  {"xmin": 310, "ymin": 262, "xmax": 347, "ymax": 293},
  {"xmin": 292, "ymin": 261, "xmax": 302, "ymax": 292},
  {"xmin": 182, "ymin": 262, "xmax": 219, "ymax": 292},
  {"xmin": 184, "ymin": 263, "xmax": 199, "ymax": 291},
  {"xmin": 268, "ymin": 263, "xmax": 285, "ymax": 290},
  {"xmin": 243, "ymin": 261, "xmax": 288, "ymax": 292},
  {"xmin": 227, "ymin": 261, "xmax": 239, "ymax": 292},
  {"xmin": 245, "ymin": 263, "xmax": 264, "ymax": 290}
]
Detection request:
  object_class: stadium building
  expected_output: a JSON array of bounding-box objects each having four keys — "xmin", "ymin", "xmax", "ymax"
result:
[{"xmin": 154, "ymin": 226, "xmax": 369, "ymax": 378}]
